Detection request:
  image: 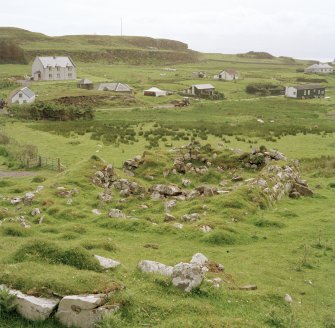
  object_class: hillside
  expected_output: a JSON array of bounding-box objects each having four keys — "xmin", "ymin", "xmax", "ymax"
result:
[{"xmin": 0, "ymin": 27, "xmax": 199, "ymax": 64}]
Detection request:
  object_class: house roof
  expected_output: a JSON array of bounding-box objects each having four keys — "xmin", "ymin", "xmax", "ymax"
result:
[
  {"xmin": 12, "ymin": 87, "xmax": 35, "ymax": 99},
  {"xmin": 193, "ymin": 84, "xmax": 215, "ymax": 90},
  {"xmin": 98, "ymin": 83, "xmax": 133, "ymax": 92},
  {"xmin": 144, "ymin": 87, "xmax": 165, "ymax": 92},
  {"xmin": 78, "ymin": 78, "xmax": 93, "ymax": 84},
  {"xmin": 221, "ymin": 69, "xmax": 237, "ymax": 75},
  {"xmin": 306, "ymin": 63, "xmax": 333, "ymax": 70},
  {"xmin": 36, "ymin": 56, "xmax": 76, "ymax": 68},
  {"xmin": 290, "ymin": 84, "xmax": 324, "ymax": 90}
]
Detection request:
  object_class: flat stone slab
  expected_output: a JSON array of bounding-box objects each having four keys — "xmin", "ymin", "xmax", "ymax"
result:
[
  {"xmin": 0, "ymin": 285, "xmax": 59, "ymax": 321},
  {"xmin": 94, "ymin": 255, "xmax": 120, "ymax": 269},
  {"xmin": 56, "ymin": 294, "xmax": 119, "ymax": 328}
]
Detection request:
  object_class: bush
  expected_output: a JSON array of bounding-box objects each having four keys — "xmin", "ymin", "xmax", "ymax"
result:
[
  {"xmin": 13, "ymin": 240, "xmax": 101, "ymax": 271},
  {"xmin": 0, "ymin": 288, "xmax": 16, "ymax": 317},
  {"xmin": 246, "ymin": 83, "xmax": 284, "ymax": 96},
  {"xmin": 82, "ymin": 239, "xmax": 117, "ymax": 252},
  {"xmin": 201, "ymin": 231, "xmax": 236, "ymax": 245},
  {"xmin": 31, "ymin": 176, "xmax": 46, "ymax": 183},
  {"xmin": 1, "ymin": 225, "xmax": 30, "ymax": 237},
  {"xmin": 254, "ymin": 219, "xmax": 285, "ymax": 228},
  {"xmin": 8, "ymin": 101, "xmax": 94, "ymax": 121}
]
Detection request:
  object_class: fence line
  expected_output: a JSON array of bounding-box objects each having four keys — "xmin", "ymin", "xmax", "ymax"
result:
[{"xmin": 16, "ymin": 155, "xmax": 65, "ymax": 172}]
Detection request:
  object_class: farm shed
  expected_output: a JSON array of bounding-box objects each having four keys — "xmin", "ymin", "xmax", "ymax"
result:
[
  {"xmin": 285, "ymin": 84, "xmax": 325, "ymax": 99},
  {"xmin": 214, "ymin": 69, "xmax": 239, "ymax": 81},
  {"xmin": 32, "ymin": 56, "xmax": 76, "ymax": 81},
  {"xmin": 304, "ymin": 63, "xmax": 333, "ymax": 74},
  {"xmin": 185, "ymin": 84, "xmax": 215, "ymax": 97},
  {"xmin": 97, "ymin": 83, "xmax": 133, "ymax": 94},
  {"xmin": 10, "ymin": 87, "xmax": 35, "ymax": 105},
  {"xmin": 77, "ymin": 78, "xmax": 94, "ymax": 90},
  {"xmin": 143, "ymin": 87, "xmax": 167, "ymax": 97}
]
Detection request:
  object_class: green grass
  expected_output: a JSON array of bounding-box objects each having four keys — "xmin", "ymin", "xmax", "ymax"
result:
[{"xmin": 1, "ymin": 44, "xmax": 335, "ymax": 327}]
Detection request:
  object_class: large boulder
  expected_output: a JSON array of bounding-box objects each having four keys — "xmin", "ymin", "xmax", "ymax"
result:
[
  {"xmin": 0, "ymin": 285, "xmax": 59, "ymax": 321},
  {"xmin": 55, "ymin": 294, "xmax": 119, "ymax": 328},
  {"xmin": 195, "ymin": 185, "xmax": 218, "ymax": 197},
  {"xmin": 149, "ymin": 184, "xmax": 182, "ymax": 197},
  {"xmin": 172, "ymin": 263, "xmax": 204, "ymax": 292},
  {"xmin": 108, "ymin": 209, "xmax": 126, "ymax": 218},
  {"xmin": 190, "ymin": 253, "xmax": 209, "ymax": 267},
  {"xmin": 138, "ymin": 260, "xmax": 173, "ymax": 277}
]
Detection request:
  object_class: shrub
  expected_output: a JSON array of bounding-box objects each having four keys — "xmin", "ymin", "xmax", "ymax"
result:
[
  {"xmin": 31, "ymin": 176, "xmax": 46, "ymax": 183},
  {"xmin": 254, "ymin": 219, "xmax": 285, "ymax": 228},
  {"xmin": 13, "ymin": 240, "xmax": 101, "ymax": 271},
  {"xmin": 0, "ymin": 288, "xmax": 16, "ymax": 317},
  {"xmin": 82, "ymin": 239, "xmax": 117, "ymax": 252},
  {"xmin": 1, "ymin": 225, "xmax": 30, "ymax": 237},
  {"xmin": 245, "ymin": 83, "xmax": 284, "ymax": 96},
  {"xmin": 201, "ymin": 231, "xmax": 236, "ymax": 245}
]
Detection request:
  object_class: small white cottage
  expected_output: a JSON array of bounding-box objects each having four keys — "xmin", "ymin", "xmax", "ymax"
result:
[
  {"xmin": 32, "ymin": 56, "xmax": 76, "ymax": 81},
  {"xmin": 304, "ymin": 63, "xmax": 333, "ymax": 74},
  {"xmin": 97, "ymin": 83, "xmax": 133, "ymax": 93},
  {"xmin": 10, "ymin": 87, "xmax": 35, "ymax": 105},
  {"xmin": 214, "ymin": 69, "xmax": 239, "ymax": 81},
  {"xmin": 143, "ymin": 87, "xmax": 167, "ymax": 97}
]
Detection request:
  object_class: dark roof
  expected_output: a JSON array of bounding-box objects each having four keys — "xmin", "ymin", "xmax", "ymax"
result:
[{"xmin": 291, "ymin": 84, "xmax": 325, "ymax": 90}]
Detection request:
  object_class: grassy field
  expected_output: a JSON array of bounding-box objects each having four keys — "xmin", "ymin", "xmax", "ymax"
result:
[{"xmin": 0, "ymin": 45, "xmax": 335, "ymax": 328}]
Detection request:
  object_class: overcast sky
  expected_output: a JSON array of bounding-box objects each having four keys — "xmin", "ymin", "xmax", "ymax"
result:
[{"xmin": 1, "ymin": 0, "xmax": 334, "ymax": 61}]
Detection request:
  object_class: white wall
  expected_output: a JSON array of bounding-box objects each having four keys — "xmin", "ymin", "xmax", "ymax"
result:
[
  {"xmin": 11, "ymin": 92, "xmax": 35, "ymax": 105},
  {"xmin": 285, "ymin": 87, "xmax": 297, "ymax": 98}
]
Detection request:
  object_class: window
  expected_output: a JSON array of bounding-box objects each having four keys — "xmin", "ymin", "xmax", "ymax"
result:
[
  {"xmin": 48, "ymin": 67, "xmax": 52, "ymax": 71},
  {"xmin": 56, "ymin": 66, "xmax": 60, "ymax": 71},
  {"xmin": 304, "ymin": 90, "xmax": 307, "ymax": 96},
  {"xmin": 68, "ymin": 66, "xmax": 72, "ymax": 71},
  {"xmin": 49, "ymin": 74, "xmax": 52, "ymax": 78},
  {"xmin": 68, "ymin": 73, "xmax": 72, "ymax": 78},
  {"xmin": 307, "ymin": 90, "xmax": 311, "ymax": 95},
  {"xmin": 19, "ymin": 93, "xmax": 22, "ymax": 98}
]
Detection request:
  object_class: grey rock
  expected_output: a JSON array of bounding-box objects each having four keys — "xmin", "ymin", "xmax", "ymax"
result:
[
  {"xmin": 138, "ymin": 260, "xmax": 173, "ymax": 277},
  {"xmin": 190, "ymin": 253, "xmax": 209, "ymax": 267},
  {"xmin": 108, "ymin": 209, "xmax": 126, "ymax": 218},
  {"xmin": 94, "ymin": 255, "xmax": 120, "ymax": 269},
  {"xmin": 172, "ymin": 263, "xmax": 204, "ymax": 292},
  {"xmin": 164, "ymin": 213, "xmax": 176, "ymax": 222}
]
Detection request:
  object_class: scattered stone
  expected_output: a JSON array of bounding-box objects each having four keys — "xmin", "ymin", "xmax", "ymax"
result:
[
  {"xmin": 206, "ymin": 278, "xmax": 223, "ymax": 288},
  {"xmin": 94, "ymin": 255, "xmax": 120, "ymax": 269},
  {"xmin": 11, "ymin": 197, "xmax": 22, "ymax": 205},
  {"xmin": 18, "ymin": 216, "xmax": 30, "ymax": 228},
  {"xmin": 164, "ymin": 213, "xmax": 176, "ymax": 222},
  {"xmin": 108, "ymin": 209, "xmax": 126, "ymax": 219},
  {"xmin": 92, "ymin": 209, "xmax": 101, "ymax": 215},
  {"xmin": 294, "ymin": 183, "xmax": 313, "ymax": 197},
  {"xmin": 66, "ymin": 198, "xmax": 73, "ymax": 205},
  {"xmin": 164, "ymin": 199, "xmax": 177, "ymax": 212},
  {"xmin": 38, "ymin": 216, "xmax": 44, "ymax": 224},
  {"xmin": 181, "ymin": 213, "xmax": 200, "ymax": 222},
  {"xmin": 239, "ymin": 284, "xmax": 257, "ymax": 291},
  {"xmin": 172, "ymin": 262, "xmax": 204, "ymax": 292},
  {"xmin": 139, "ymin": 204, "xmax": 149, "ymax": 209},
  {"xmin": 284, "ymin": 294, "xmax": 293, "ymax": 304},
  {"xmin": 149, "ymin": 184, "xmax": 182, "ymax": 197},
  {"xmin": 173, "ymin": 223, "xmax": 184, "ymax": 229},
  {"xmin": 31, "ymin": 208, "xmax": 41, "ymax": 216},
  {"xmin": 98, "ymin": 191, "xmax": 113, "ymax": 203},
  {"xmin": 195, "ymin": 185, "xmax": 218, "ymax": 197},
  {"xmin": 289, "ymin": 191, "xmax": 301, "ymax": 199},
  {"xmin": 182, "ymin": 179, "xmax": 191, "ymax": 187},
  {"xmin": 200, "ymin": 225, "xmax": 212, "ymax": 233},
  {"xmin": 138, "ymin": 260, "xmax": 173, "ymax": 276},
  {"xmin": 232, "ymin": 175, "xmax": 243, "ymax": 182},
  {"xmin": 123, "ymin": 155, "xmax": 144, "ymax": 171}
]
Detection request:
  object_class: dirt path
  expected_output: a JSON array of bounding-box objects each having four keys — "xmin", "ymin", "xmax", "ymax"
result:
[{"xmin": 0, "ymin": 171, "xmax": 37, "ymax": 178}]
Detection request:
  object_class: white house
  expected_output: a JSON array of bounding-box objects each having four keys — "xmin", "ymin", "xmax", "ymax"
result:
[
  {"xmin": 32, "ymin": 56, "xmax": 76, "ymax": 81},
  {"xmin": 143, "ymin": 87, "xmax": 167, "ymax": 97},
  {"xmin": 214, "ymin": 69, "xmax": 239, "ymax": 81},
  {"xmin": 304, "ymin": 63, "xmax": 333, "ymax": 74},
  {"xmin": 10, "ymin": 87, "xmax": 36, "ymax": 105},
  {"xmin": 185, "ymin": 84, "xmax": 215, "ymax": 96}
]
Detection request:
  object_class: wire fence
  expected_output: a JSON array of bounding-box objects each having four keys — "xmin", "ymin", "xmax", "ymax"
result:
[{"xmin": 18, "ymin": 155, "xmax": 65, "ymax": 171}]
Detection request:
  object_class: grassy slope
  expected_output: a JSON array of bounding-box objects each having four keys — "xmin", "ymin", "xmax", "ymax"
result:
[{"xmin": 0, "ymin": 30, "xmax": 335, "ymax": 327}]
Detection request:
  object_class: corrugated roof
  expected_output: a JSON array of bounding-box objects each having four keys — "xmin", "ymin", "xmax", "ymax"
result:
[
  {"xmin": 15, "ymin": 87, "xmax": 35, "ymax": 98},
  {"xmin": 37, "ymin": 56, "xmax": 75, "ymax": 68},
  {"xmin": 97, "ymin": 83, "xmax": 132, "ymax": 92},
  {"xmin": 193, "ymin": 84, "xmax": 215, "ymax": 90},
  {"xmin": 290, "ymin": 84, "xmax": 324, "ymax": 90}
]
